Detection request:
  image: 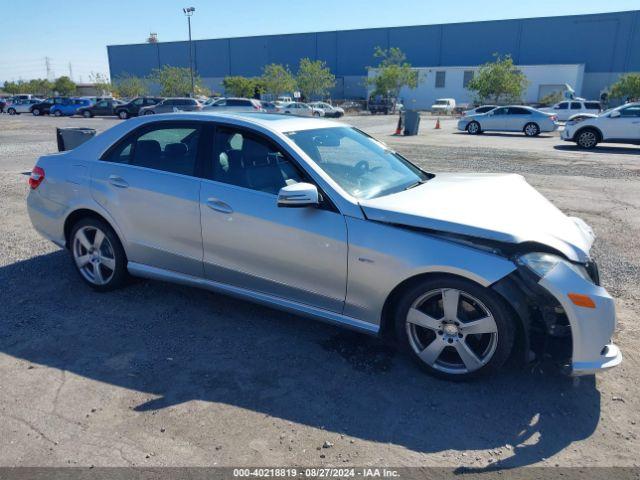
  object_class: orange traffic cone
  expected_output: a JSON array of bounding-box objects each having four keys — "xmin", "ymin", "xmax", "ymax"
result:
[
  {"xmin": 435, "ymin": 118, "xmax": 441, "ymax": 129},
  {"xmin": 394, "ymin": 113, "xmax": 403, "ymax": 135}
]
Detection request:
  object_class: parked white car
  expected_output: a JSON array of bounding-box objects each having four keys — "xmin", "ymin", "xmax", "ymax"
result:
[
  {"xmin": 281, "ymin": 102, "xmax": 324, "ymax": 117},
  {"xmin": 7, "ymin": 98, "xmax": 43, "ymax": 115},
  {"xmin": 431, "ymin": 98, "xmax": 456, "ymax": 114},
  {"xmin": 562, "ymin": 102, "xmax": 640, "ymax": 149},
  {"xmin": 541, "ymin": 100, "xmax": 601, "ymax": 122}
]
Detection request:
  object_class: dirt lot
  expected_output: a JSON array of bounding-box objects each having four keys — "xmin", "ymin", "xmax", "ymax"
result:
[{"xmin": 0, "ymin": 113, "xmax": 639, "ymax": 469}]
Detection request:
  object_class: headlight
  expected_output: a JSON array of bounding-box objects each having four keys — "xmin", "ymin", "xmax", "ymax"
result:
[{"xmin": 516, "ymin": 252, "xmax": 593, "ymax": 283}]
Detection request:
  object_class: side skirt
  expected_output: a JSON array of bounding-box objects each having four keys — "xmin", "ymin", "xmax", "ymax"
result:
[{"xmin": 127, "ymin": 262, "xmax": 380, "ymax": 335}]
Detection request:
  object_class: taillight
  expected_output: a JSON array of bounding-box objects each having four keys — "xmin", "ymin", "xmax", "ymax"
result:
[
  {"xmin": 29, "ymin": 166, "xmax": 45, "ymax": 189},
  {"xmin": 551, "ymin": 115, "xmax": 558, "ymax": 121}
]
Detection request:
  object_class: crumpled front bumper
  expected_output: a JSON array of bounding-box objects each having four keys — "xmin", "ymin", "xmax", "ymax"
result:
[{"xmin": 537, "ymin": 262, "xmax": 622, "ymax": 375}]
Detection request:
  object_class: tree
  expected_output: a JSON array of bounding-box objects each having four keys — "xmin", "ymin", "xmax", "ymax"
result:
[
  {"xmin": 222, "ymin": 76, "xmax": 263, "ymax": 98},
  {"xmin": 261, "ymin": 64, "xmax": 296, "ymax": 98},
  {"xmin": 53, "ymin": 76, "xmax": 76, "ymax": 96},
  {"xmin": 296, "ymin": 58, "xmax": 335, "ymax": 100},
  {"xmin": 609, "ymin": 73, "xmax": 640, "ymax": 102},
  {"xmin": 149, "ymin": 65, "xmax": 205, "ymax": 97},
  {"xmin": 367, "ymin": 47, "xmax": 419, "ymax": 99},
  {"xmin": 89, "ymin": 72, "xmax": 112, "ymax": 95},
  {"xmin": 466, "ymin": 54, "xmax": 528, "ymax": 104},
  {"xmin": 113, "ymin": 73, "xmax": 149, "ymax": 98},
  {"xmin": 538, "ymin": 90, "xmax": 563, "ymax": 107}
]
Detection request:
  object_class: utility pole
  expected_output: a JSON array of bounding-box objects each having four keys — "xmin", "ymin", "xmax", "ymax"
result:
[
  {"xmin": 45, "ymin": 57, "xmax": 52, "ymax": 80},
  {"xmin": 183, "ymin": 7, "xmax": 195, "ymax": 97},
  {"xmin": 68, "ymin": 62, "xmax": 73, "ymax": 81}
]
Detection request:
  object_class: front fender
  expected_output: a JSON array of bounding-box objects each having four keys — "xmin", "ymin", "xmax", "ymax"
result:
[{"xmin": 343, "ymin": 217, "xmax": 516, "ymax": 325}]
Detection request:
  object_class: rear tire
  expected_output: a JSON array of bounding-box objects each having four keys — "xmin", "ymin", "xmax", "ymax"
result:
[
  {"xmin": 8, "ymin": 108, "xmax": 16, "ymax": 115},
  {"xmin": 53, "ymin": 110, "xmax": 62, "ymax": 117},
  {"xmin": 83, "ymin": 110, "xmax": 92, "ymax": 118},
  {"xmin": 523, "ymin": 122, "xmax": 540, "ymax": 137},
  {"xmin": 466, "ymin": 121, "xmax": 481, "ymax": 135},
  {"xmin": 70, "ymin": 217, "xmax": 128, "ymax": 292},
  {"xmin": 394, "ymin": 275, "xmax": 515, "ymax": 381},
  {"xmin": 118, "ymin": 110, "xmax": 129, "ymax": 119},
  {"xmin": 576, "ymin": 128, "xmax": 599, "ymax": 149},
  {"xmin": 144, "ymin": 110, "xmax": 154, "ymax": 115}
]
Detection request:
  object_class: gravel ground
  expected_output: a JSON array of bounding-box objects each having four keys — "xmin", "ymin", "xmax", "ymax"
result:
[{"xmin": 0, "ymin": 113, "xmax": 638, "ymax": 469}]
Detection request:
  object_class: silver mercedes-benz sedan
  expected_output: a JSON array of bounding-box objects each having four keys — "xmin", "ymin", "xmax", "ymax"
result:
[
  {"xmin": 458, "ymin": 105, "xmax": 558, "ymax": 136},
  {"xmin": 27, "ymin": 112, "xmax": 621, "ymax": 380}
]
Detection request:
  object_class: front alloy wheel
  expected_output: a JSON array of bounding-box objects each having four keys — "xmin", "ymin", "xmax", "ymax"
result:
[
  {"xmin": 396, "ymin": 277, "xmax": 514, "ymax": 380},
  {"xmin": 466, "ymin": 121, "xmax": 480, "ymax": 134},
  {"xmin": 576, "ymin": 129, "xmax": 598, "ymax": 149},
  {"xmin": 118, "ymin": 110, "xmax": 128, "ymax": 119}
]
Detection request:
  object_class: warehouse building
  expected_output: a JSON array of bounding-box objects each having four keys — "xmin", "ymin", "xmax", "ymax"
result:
[{"xmin": 107, "ymin": 10, "xmax": 640, "ymax": 102}]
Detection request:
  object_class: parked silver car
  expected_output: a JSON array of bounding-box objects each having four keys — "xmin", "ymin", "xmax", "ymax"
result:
[
  {"xmin": 281, "ymin": 102, "xmax": 323, "ymax": 117},
  {"xmin": 138, "ymin": 97, "xmax": 202, "ymax": 115},
  {"xmin": 203, "ymin": 97, "xmax": 263, "ymax": 113},
  {"xmin": 458, "ymin": 106, "xmax": 558, "ymax": 136},
  {"xmin": 308, "ymin": 102, "xmax": 345, "ymax": 118},
  {"xmin": 27, "ymin": 113, "xmax": 621, "ymax": 380}
]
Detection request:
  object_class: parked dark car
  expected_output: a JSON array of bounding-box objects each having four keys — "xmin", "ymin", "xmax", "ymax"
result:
[
  {"xmin": 0, "ymin": 97, "xmax": 7, "ymax": 113},
  {"xmin": 30, "ymin": 97, "xmax": 68, "ymax": 116},
  {"xmin": 76, "ymin": 98, "xmax": 119, "ymax": 118},
  {"xmin": 368, "ymin": 95, "xmax": 398, "ymax": 115},
  {"xmin": 114, "ymin": 97, "xmax": 163, "ymax": 119}
]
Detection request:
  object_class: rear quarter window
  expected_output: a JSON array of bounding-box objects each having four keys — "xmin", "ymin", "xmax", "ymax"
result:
[{"xmin": 585, "ymin": 102, "xmax": 601, "ymax": 110}]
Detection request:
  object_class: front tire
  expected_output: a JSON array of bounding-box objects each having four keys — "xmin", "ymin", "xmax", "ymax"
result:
[
  {"xmin": 53, "ymin": 110, "xmax": 62, "ymax": 117},
  {"xmin": 466, "ymin": 121, "xmax": 481, "ymax": 135},
  {"xmin": 394, "ymin": 276, "xmax": 515, "ymax": 381},
  {"xmin": 523, "ymin": 122, "xmax": 540, "ymax": 137},
  {"xmin": 70, "ymin": 218, "xmax": 128, "ymax": 292},
  {"xmin": 576, "ymin": 128, "xmax": 599, "ymax": 149},
  {"xmin": 83, "ymin": 110, "xmax": 92, "ymax": 118},
  {"xmin": 32, "ymin": 108, "xmax": 41, "ymax": 116},
  {"xmin": 118, "ymin": 110, "xmax": 129, "ymax": 119},
  {"xmin": 144, "ymin": 110, "xmax": 154, "ymax": 115},
  {"xmin": 8, "ymin": 108, "xmax": 16, "ymax": 115}
]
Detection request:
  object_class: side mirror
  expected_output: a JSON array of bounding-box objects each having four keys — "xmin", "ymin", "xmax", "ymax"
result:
[
  {"xmin": 277, "ymin": 182, "xmax": 319, "ymax": 208},
  {"xmin": 610, "ymin": 110, "xmax": 621, "ymax": 118}
]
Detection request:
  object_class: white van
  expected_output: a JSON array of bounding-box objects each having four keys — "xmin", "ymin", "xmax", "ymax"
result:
[{"xmin": 431, "ymin": 98, "xmax": 456, "ymax": 114}]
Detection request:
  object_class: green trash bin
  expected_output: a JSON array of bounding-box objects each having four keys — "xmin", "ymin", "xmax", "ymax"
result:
[{"xmin": 403, "ymin": 110, "xmax": 420, "ymax": 136}]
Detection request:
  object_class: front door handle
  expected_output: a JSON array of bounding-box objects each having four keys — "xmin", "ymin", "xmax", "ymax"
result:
[
  {"xmin": 108, "ymin": 175, "xmax": 129, "ymax": 188},
  {"xmin": 206, "ymin": 198, "xmax": 233, "ymax": 214}
]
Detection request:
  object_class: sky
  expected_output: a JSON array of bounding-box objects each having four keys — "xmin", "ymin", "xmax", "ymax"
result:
[{"xmin": 0, "ymin": 0, "xmax": 638, "ymax": 83}]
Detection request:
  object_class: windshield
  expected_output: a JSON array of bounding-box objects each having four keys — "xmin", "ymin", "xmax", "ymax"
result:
[
  {"xmin": 285, "ymin": 127, "xmax": 429, "ymax": 199},
  {"xmin": 435, "ymin": 100, "xmax": 448, "ymax": 105}
]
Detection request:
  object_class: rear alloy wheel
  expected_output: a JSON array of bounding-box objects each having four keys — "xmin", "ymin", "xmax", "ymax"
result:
[
  {"xmin": 71, "ymin": 218, "xmax": 128, "ymax": 291},
  {"xmin": 466, "ymin": 121, "xmax": 481, "ymax": 135},
  {"xmin": 576, "ymin": 129, "xmax": 599, "ymax": 149},
  {"xmin": 53, "ymin": 110, "xmax": 62, "ymax": 117},
  {"xmin": 118, "ymin": 110, "xmax": 129, "ymax": 119},
  {"xmin": 8, "ymin": 108, "xmax": 16, "ymax": 115},
  {"xmin": 395, "ymin": 276, "xmax": 515, "ymax": 380},
  {"xmin": 83, "ymin": 110, "xmax": 92, "ymax": 118},
  {"xmin": 523, "ymin": 122, "xmax": 540, "ymax": 137},
  {"xmin": 32, "ymin": 108, "xmax": 41, "ymax": 116}
]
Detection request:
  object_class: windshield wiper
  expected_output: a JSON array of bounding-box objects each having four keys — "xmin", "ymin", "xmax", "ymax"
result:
[{"xmin": 404, "ymin": 180, "xmax": 426, "ymax": 190}]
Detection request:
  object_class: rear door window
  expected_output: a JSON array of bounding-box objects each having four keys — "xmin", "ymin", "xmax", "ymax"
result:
[
  {"xmin": 570, "ymin": 102, "xmax": 582, "ymax": 110},
  {"xmin": 103, "ymin": 123, "xmax": 202, "ymax": 176}
]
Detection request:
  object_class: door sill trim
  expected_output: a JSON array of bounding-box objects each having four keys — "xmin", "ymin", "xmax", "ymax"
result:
[{"xmin": 127, "ymin": 262, "xmax": 380, "ymax": 335}]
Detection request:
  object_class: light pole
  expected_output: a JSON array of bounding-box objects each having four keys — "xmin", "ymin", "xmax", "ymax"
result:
[{"xmin": 183, "ymin": 7, "xmax": 195, "ymax": 96}]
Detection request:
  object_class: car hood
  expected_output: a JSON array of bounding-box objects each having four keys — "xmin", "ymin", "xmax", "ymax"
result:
[{"xmin": 358, "ymin": 173, "xmax": 594, "ymax": 262}]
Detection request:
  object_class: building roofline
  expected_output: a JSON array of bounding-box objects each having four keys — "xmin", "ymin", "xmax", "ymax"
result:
[{"xmin": 107, "ymin": 9, "xmax": 639, "ymax": 48}]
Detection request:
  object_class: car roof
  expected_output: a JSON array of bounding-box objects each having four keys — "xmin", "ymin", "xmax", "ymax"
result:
[{"xmin": 125, "ymin": 111, "xmax": 344, "ymax": 133}]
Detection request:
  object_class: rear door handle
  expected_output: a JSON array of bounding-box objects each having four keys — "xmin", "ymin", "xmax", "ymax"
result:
[
  {"xmin": 108, "ymin": 175, "xmax": 129, "ymax": 188},
  {"xmin": 206, "ymin": 198, "xmax": 233, "ymax": 214}
]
